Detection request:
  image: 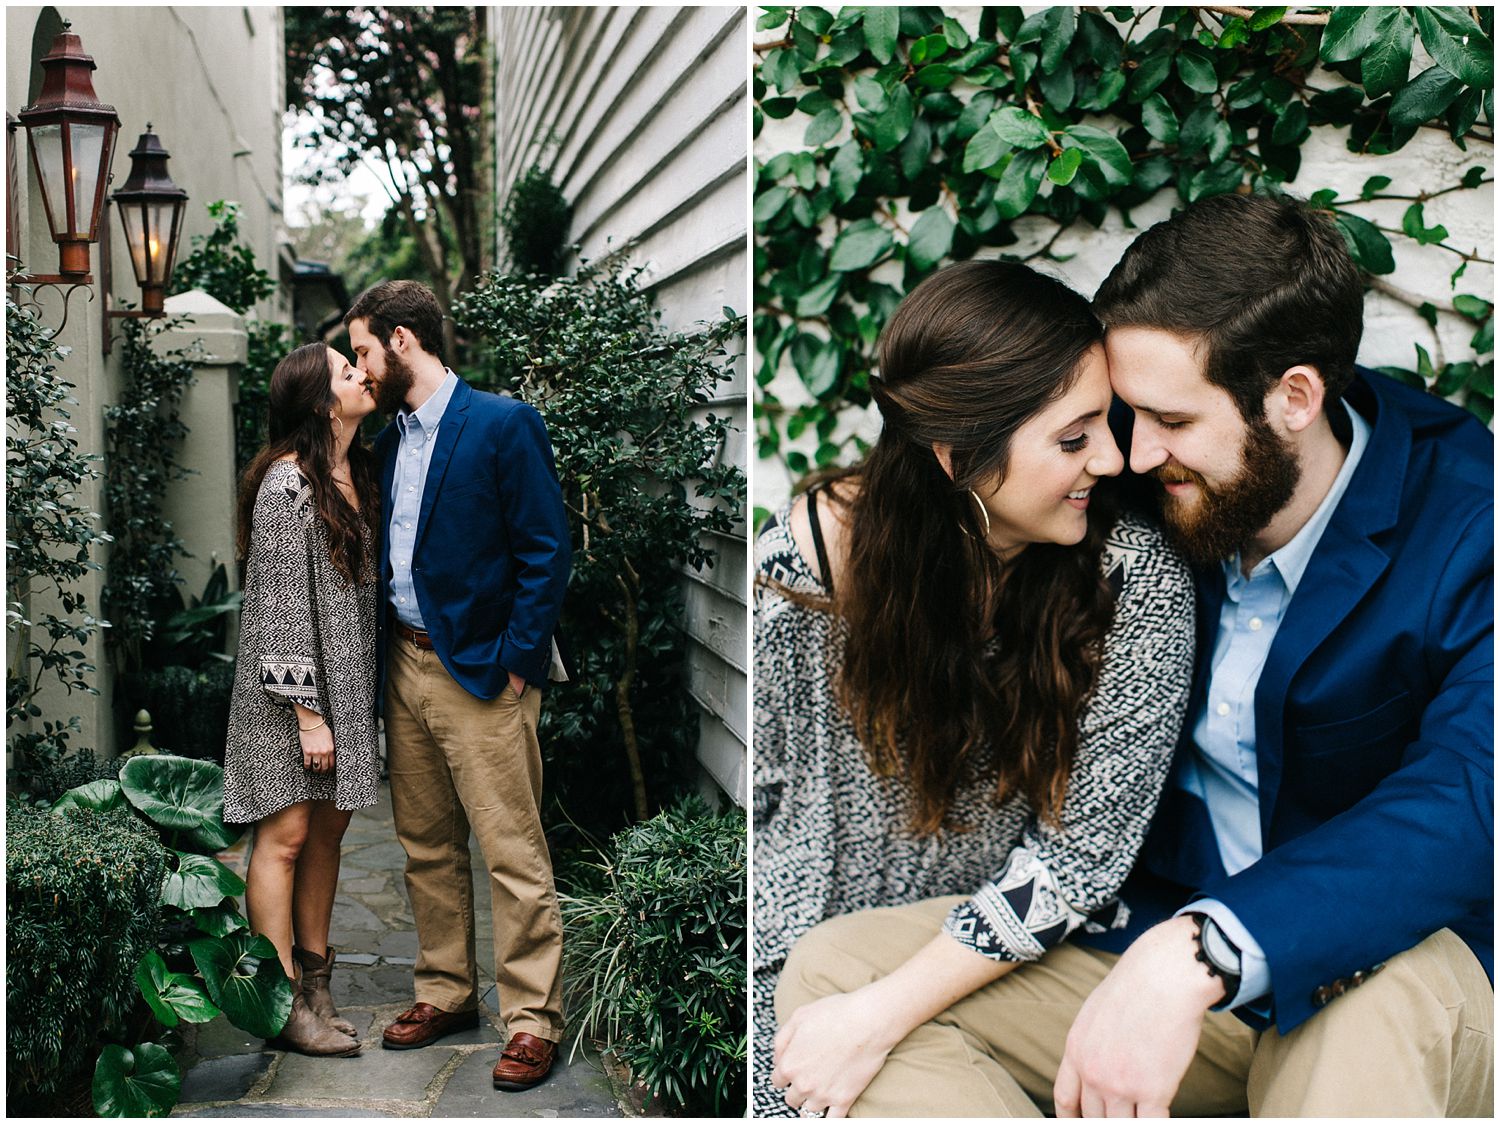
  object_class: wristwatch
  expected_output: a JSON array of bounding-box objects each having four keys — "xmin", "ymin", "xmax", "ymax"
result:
[{"xmin": 1188, "ymin": 912, "xmax": 1243, "ymax": 1004}]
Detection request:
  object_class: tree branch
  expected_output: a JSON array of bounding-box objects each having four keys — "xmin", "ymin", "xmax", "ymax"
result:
[{"xmin": 1199, "ymin": 6, "xmax": 1331, "ymax": 25}]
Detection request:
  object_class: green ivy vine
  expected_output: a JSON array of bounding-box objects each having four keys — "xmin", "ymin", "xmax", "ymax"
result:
[{"xmin": 753, "ymin": 5, "xmax": 1495, "ymax": 507}]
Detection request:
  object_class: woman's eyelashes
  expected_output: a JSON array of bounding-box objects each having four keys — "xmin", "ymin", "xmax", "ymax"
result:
[{"xmin": 1060, "ymin": 433, "xmax": 1088, "ymax": 453}]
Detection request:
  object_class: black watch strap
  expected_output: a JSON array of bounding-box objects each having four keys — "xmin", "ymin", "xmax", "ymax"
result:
[{"xmin": 1189, "ymin": 912, "xmax": 1243, "ymax": 1002}]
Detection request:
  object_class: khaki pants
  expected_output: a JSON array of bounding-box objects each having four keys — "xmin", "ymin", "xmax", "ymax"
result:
[
  {"xmin": 777, "ymin": 897, "xmax": 1493, "ymax": 1117},
  {"xmin": 384, "ymin": 635, "xmax": 564, "ymax": 1042}
]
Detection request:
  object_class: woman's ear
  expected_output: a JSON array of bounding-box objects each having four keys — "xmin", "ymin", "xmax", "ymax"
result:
[{"xmin": 932, "ymin": 442, "xmax": 955, "ymax": 480}]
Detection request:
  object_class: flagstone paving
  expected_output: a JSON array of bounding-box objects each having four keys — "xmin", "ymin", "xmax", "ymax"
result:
[{"xmin": 172, "ymin": 784, "xmax": 628, "ymax": 1118}]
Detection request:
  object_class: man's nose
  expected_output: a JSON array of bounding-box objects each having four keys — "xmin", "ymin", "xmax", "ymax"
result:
[{"xmin": 1129, "ymin": 418, "xmax": 1167, "ymax": 475}]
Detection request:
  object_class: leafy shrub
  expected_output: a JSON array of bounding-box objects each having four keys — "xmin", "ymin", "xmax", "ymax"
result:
[
  {"xmin": 560, "ymin": 798, "xmax": 747, "ymax": 1115},
  {"xmin": 6, "ymin": 802, "xmax": 167, "ymax": 1110},
  {"xmin": 15, "ymin": 746, "xmax": 124, "ymax": 805},
  {"xmin": 456, "ymin": 257, "xmax": 745, "ymax": 831},
  {"xmin": 499, "ymin": 163, "xmax": 573, "ymax": 277},
  {"xmin": 118, "ymin": 663, "xmax": 236, "ymax": 763}
]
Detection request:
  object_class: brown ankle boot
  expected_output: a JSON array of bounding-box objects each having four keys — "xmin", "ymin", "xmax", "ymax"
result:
[
  {"xmin": 294, "ymin": 945, "xmax": 358, "ymax": 1038},
  {"xmin": 272, "ymin": 992, "xmax": 361, "ymax": 1056}
]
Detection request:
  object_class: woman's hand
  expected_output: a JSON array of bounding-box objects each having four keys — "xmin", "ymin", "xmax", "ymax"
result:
[
  {"xmin": 298, "ymin": 719, "xmax": 336, "ymax": 773},
  {"xmin": 771, "ymin": 988, "xmax": 898, "ymax": 1119}
]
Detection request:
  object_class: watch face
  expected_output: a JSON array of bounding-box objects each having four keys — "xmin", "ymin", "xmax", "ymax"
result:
[{"xmin": 1200, "ymin": 917, "xmax": 1243, "ymax": 974}]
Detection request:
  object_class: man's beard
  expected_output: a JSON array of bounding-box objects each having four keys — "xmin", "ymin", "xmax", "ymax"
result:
[
  {"xmin": 373, "ymin": 347, "xmax": 417, "ymax": 415},
  {"xmin": 1154, "ymin": 414, "xmax": 1301, "ymax": 567}
]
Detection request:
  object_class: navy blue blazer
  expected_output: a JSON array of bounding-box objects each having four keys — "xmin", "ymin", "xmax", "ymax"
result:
[
  {"xmin": 1086, "ymin": 369, "xmax": 1493, "ymax": 1035},
  {"xmin": 373, "ymin": 378, "xmax": 570, "ymax": 697}
]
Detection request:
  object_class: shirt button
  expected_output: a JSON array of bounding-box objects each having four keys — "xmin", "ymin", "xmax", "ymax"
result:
[
  {"xmin": 1216, "ymin": 702, "xmax": 1231, "ymax": 717},
  {"xmin": 1249, "ymin": 617, "xmax": 1263, "ymax": 631},
  {"xmin": 404, "ymin": 522, "xmax": 412, "ymax": 529},
  {"xmin": 408, "ymin": 485, "xmax": 414, "ymax": 492},
  {"xmin": 399, "ymin": 597, "xmax": 406, "ymax": 603}
]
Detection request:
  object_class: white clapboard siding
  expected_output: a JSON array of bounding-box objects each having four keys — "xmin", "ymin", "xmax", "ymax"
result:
[{"xmin": 492, "ymin": 6, "xmax": 749, "ymax": 806}]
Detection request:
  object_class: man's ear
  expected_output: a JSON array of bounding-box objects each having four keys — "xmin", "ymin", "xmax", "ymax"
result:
[
  {"xmin": 932, "ymin": 441, "xmax": 955, "ymax": 480},
  {"xmin": 1270, "ymin": 364, "xmax": 1325, "ymax": 434},
  {"xmin": 389, "ymin": 325, "xmax": 411, "ymax": 355}
]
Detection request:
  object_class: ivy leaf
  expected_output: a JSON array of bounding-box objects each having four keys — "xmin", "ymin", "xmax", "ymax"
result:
[
  {"xmin": 1462, "ymin": 165, "xmax": 1487, "ymax": 189},
  {"xmin": 799, "ymin": 6, "xmax": 834, "ymax": 36},
  {"xmin": 1140, "ymin": 93, "xmax": 1179, "ymax": 144},
  {"xmin": 756, "ymin": 9, "xmax": 789, "ymax": 32},
  {"xmin": 1217, "ymin": 17, "xmax": 1250, "ymax": 50},
  {"xmin": 828, "ymin": 219, "xmax": 894, "ymax": 272},
  {"xmin": 994, "ymin": 148, "xmax": 1048, "ymax": 219},
  {"xmin": 1061, "ymin": 125, "xmax": 1133, "ymax": 187},
  {"xmin": 1453, "ymin": 295, "xmax": 1493, "ymax": 321},
  {"xmin": 1047, "ymin": 147, "xmax": 1084, "ymax": 186},
  {"xmin": 1037, "ymin": 6, "xmax": 1078, "ymax": 73},
  {"xmin": 796, "ymin": 273, "xmax": 843, "ymax": 319},
  {"xmin": 1128, "ymin": 52, "xmax": 1173, "ymax": 102},
  {"xmin": 1388, "ymin": 65, "xmax": 1465, "ymax": 128},
  {"xmin": 910, "ymin": 34, "xmax": 949, "ymax": 66},
  {"xmin": 1037, "ymin": 62, "xmax": 1075, "ymax": 110},
  {"xmin": 1080, "ymin": 69, "xmax": 1127, "ymax": 111},
  {"xmin": 853, "ymin": 74, "xmax": 888, "ymax": 113},
  {"xmin": 1472, "ymin": 318, "xmax": 1494, "ymax": 356},
  {"xmin": 916, "ymin": 64, "xmax": 958, "ymax": 90},
  {"xmin": 754, "ymin": 186, "xmax": 790, "ymax": 225},
  {"xmin": 1271, "ymin": 101, "xmax": 1310, "ymax": 146},
  {"xmin": 906, "ymin": 208, "xmax": 956, "ymax": 270},
  {"xmin": 1415, "ymin": 343, "xmax": 1437, "ymax": 382},
  {"xmin": 1321, "ymin": 7, "xmax": 1383, "ymax": 64},
  {"xmin": 829, "ymin": 141, "xmax": 863, "ymax": 203},
  {"xmin": 942, "ymin": 16, "xmax": 971, "ymax": 50},
  {"xmin": 1360, "ymin": 8, "xmax": 1414, "ymax": 98},
  {"xmin": 1248, "ymin": 7, "xmax": 1287, "ymax": 32},
  {"xmin": 1360, "ymin": 175, "xmax": 1392, "ymax": 199},
  {"xmin": 1187, "ymin": 162, "xmax": 1244, "ymax": 202},
  {"xmin": 1402, "ymin": 203, "xmax": 1450, "ymax": 246},
  {"xmin": 871, "ymin": 84, "xmax": 915, "ymax": 153},
  {"xmin": 803, "ymin": 338, "xmax": 844, "ymax": 397},
  {"xmin": 804, "ymin": 108, "xmax": 843, "ymax": 147},
  {"xmin": 764, "ymin": 48, "xmax": 803, "ymax": 94},
  {"xmin": 963, "ymin": 126, "xmax": 1009, "ymax": 174},
  {"xmin": 1413, "ymin": 7, "xmax": 1494, "ymax": 87},
  {"xmin": 1334, "ymin": 212, "xmax": 1397, "ymax": 274},
  {"xmin": 862, "ymin": 6, "xmax": 899, "ymax": 66},
  {"xmin": 1175, "ymin": 48, "xmax": 1219, "ymax": 94},
  {"xmin": 991, "ymin": 106, "xmax": 1052, "ymax": 150}
]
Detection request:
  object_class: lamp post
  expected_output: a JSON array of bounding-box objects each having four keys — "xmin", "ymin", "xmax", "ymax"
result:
[
  {"xmin": 108, "ymin": 126, "xmax": 187, "ymax": 317},
  {"xmin": 15, "ymin": 20, "xmax": 120, "ymax": 280}
]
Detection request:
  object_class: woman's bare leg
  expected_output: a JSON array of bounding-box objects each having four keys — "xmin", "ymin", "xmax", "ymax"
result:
[
  {"xmin": 245, "ymin": 801, "xmax": 314, "ymax": 978},
  {"xmin": 292, "ymin": 800, "xmax": 354, "ymax": 957}
]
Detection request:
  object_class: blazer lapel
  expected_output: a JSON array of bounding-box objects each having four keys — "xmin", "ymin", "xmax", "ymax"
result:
[
  {"xmin": 413, "ymin": 378, "xmax": 471, "ymax": 552},
  {"xmin": 1252, "ymin": 377, "xmax": 1406, "ymax": 836},
  {"xmin": 376, "ymin": 422, "xmax": 398, "ymax": 582}
]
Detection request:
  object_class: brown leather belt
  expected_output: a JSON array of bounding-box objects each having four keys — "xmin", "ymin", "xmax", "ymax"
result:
[{"xmin": 390, "ymin": 612, "xmax": 434, "ymax": 650}]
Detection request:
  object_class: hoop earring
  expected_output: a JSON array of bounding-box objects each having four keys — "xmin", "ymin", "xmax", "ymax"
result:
[
  {"xmin": 957, "ymin": 489, "xmax": 991, "ymax": 540},
  {"xmin": 332, "ymin": 415, "xmax": 345, "ymax": 441}
]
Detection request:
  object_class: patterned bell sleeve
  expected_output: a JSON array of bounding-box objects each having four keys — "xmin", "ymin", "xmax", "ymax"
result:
[
  {"xmin": 943, "ymin": 516, "xmax": 1195, "ymax": 961},
  {"xmin": 751, "ymin": 514, "xmax": 796, "ymax": 833},
  {"xmin": 248, "ymin": 468, "xmax": 324, "ymax": 716}
]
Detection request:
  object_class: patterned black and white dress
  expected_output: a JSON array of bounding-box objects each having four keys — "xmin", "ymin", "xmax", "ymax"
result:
[
  {"xmin": 751, "ymin": 501, "xmax": 1195, "ymax": 1117},
  {"xmin": 223, "ymin": 460, "xmax": 380, "ymax": 823}
]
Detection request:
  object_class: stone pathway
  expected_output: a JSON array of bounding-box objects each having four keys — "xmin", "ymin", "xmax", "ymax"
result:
[{"xmin": 172, "ymin": 784, "xmax": 628, "ymax": 1118}]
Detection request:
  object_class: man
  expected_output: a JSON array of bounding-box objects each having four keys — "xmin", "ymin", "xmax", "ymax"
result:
[
  {"xmin": 776, "ymin": 193, "xmax": 1492, "ymax": 1116},
  {"xmin": 345, "ymin": 280, "xmax": 571, "ymax": 1091}
]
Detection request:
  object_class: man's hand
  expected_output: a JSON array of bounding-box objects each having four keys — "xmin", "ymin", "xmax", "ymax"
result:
[
  {"xmin": 772, "ymin": 988, "xmax": 900, "ymax": 1118},
  {"xmin": 1054, "ymin": 915, "xmax": 1224, "ymax": 1118},
  {"xmin": 508, "ymin": 670, "xmax": 527, "ymax": 699}
]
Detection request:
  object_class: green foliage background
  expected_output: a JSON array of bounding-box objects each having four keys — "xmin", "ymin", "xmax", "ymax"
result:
[{"xmin": 754, "ymin": 5, "xmax": 1495, "ymax": 514}]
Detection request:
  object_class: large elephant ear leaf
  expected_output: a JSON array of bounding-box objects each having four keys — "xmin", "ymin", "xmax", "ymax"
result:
[
  {"xmin": 119, "ymin": 754, "xmax": 244, "ymax": 852},
  {"xmin": 135, "ymin": 950, "xmax": 222, "ymax": 1027},
  {"xmin": 92, "ymin": 1043, "xmax": 181, "ymax": 1118},
  {"xmin": 190, "ymin": 932, "xmax": 293, "ymax": 1039},
  {"xmin": 51, "ymin": 778, "xmax": 127, "ymax": 816},
  {"xmin": 163, "ymin": 851, "xmax": 245, "ymax": 911}
]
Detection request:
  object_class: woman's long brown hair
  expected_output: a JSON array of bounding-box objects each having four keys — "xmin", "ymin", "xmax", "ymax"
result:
[
  {"xmin": 236, "ymin": 342, "xmax": 379, "ymax": 586},
  {"xmin": 814, "ymin": 260, "xmax": 1117, "ymax": 834}
]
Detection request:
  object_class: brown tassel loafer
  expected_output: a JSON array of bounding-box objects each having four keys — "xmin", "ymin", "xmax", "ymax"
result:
[
  {"xmin": 491, "ymin": 1031, "xmax": 557, "ymax": 1090},
  {"xmin": 381, "ymin": 1002, "xmax": 481, "ymax": 1049}
]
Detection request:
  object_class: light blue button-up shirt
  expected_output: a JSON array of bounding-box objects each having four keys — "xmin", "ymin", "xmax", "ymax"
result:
[
  {"xmin": 388, "ymin": 370, "xmax": 459, "ymax": 630},
  {"xmin": 1174, "ymin": 402, "xmax": 1370, "ymax": 1010}
]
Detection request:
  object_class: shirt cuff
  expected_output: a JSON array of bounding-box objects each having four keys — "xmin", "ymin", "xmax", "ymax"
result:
[{"xmin": 1175, "ymin": 899, "xmax": 1271, "ymax": 1012}]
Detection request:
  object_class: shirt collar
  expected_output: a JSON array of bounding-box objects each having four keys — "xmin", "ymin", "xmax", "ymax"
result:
[
  {"xmin": 1224, "ymin": 399, "xmax": 1371, "ymax": 596},
  {"xmin": 397, "ymin": 368, "xmax": 459, "ymax": 434}
]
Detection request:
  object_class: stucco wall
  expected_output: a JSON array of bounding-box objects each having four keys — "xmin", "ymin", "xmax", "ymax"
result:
[
  {"xmin": 7, "ymin": 6, "xmax": 285, "ymax": 758},
  {"xmin": 753, "ymin": 7, "xmax": 1495, "ymax": 513},
  {"xmin": 491, "ymin": 5, "xmax": 749, "ymax": 804}
]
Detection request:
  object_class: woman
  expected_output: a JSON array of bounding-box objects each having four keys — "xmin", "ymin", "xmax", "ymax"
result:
[
  {"xmin": 223, "ymin": 342, "xmax": 381, "ymax": 1057},
  {"xmin": 752, "ymin": 261, "xmax": 1195, "ymax": 1116}
]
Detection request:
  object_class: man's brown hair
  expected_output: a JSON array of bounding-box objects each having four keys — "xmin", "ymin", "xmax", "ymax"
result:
[
  {"xmin": 1093, "ymin": 191, "xmax": 1364, "ymax": 421},
  {"xmin": 343, "ymin": 280, "xmax": 446, "ymax": 361}
]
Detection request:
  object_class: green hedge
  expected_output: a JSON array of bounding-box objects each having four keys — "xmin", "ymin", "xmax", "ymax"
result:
[
  {"xmin": 561, "ymin": 798, "xmax": 747, "ymax": 1115},
  {"xmin": 7, "ymin": 802, "xmax": 167, "ymax": 1108},
  {"xmin": 118, "ymin": 663, "xmax": 236, "ymax": 763}
]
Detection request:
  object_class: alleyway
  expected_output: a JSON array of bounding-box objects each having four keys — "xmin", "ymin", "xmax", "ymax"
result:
[{"xmin": 172, "ymin": 784, "xmax": 627, "ymax": 1118}]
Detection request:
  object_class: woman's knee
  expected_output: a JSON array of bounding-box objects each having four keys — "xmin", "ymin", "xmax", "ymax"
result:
[
  {"xmin": 253, "ymin": 806, "xmax": 312, "ymax": 867},
  {"xmin": 778, "ymin": 911, "xmax": 892, "ymax": 1016}
]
